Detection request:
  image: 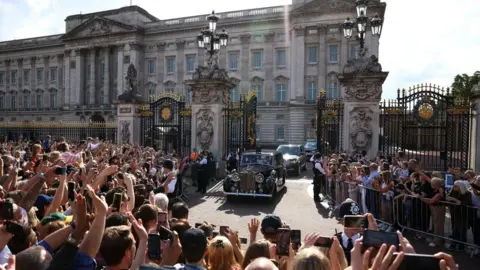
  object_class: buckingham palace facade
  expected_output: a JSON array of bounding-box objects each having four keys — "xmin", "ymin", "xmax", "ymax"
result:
[{"xmin": 0, "ymin": 0, "xmax": 385, "ymax": 146}]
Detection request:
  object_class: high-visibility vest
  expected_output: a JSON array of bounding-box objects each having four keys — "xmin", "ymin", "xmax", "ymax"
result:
[{"xmin": 190, "ymin": 152, "xmax": 198, "ymax": 161}]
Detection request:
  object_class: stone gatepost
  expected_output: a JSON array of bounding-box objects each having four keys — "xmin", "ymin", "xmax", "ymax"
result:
[
  {"xmin": 114, "ymin": 63, "xmax": 146, "ymax": 145},
  {"xmin": 471, "ymin": 85, "xmax": 480, "ymax": 172},
  {"xmin": 185, "ymin": 66, "xmax": 234, "ymax": 159},
  {"xmin": 338, "ymin": 53, "xmax": 389, "ymax": 158}
]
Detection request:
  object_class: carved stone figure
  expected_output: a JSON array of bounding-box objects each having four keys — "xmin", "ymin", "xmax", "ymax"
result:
[
  {"xmin": 192, "ymin": 86, "xmax": 220, "ymax": 103},
  {"xmin": 192, "ymin": 65, "xmax": 229, "ymax": 82},
  {"xmin": 349, "ymin": 108, "xmax": 373, "ymax": 152},
  {"xmin": 125, "ymin": 64, "xmax": 138, "ymax": 93},
  {"xmin": 89, "ymin": 21, "xmax": 111, "ymax": 36},
  {"xmin": 344, "ymin": 81, "xmax": 382, "ymax": 101},
  {"xmin": 196, "ymin": 109, "xmax": 214, "ymax": 150},
  {"xmin": 121, "ymin": 121, "xmax": 131, "ymax": 144},
  {"xmin": 344, "ymin": 54, "xmax": 382, "ymax": 74}
]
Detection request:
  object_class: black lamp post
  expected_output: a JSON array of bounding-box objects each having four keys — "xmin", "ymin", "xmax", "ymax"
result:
[
  {"xmin": 197, "ymin": 11, "xmax": 229, "ymax": 67},
  {"xmin": 316, "ymin": 89, "xmax": 327, "ymax": 154},
  {"xmin": 342, "ymin": 0, "xmax": 383, "ymax": 50}
]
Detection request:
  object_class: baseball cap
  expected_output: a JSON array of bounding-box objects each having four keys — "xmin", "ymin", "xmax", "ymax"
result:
[
  {"xmin": 35, "ymin": 194, "xmax": 53, "ymax": 209},
  {"xmin": 337, "ymin": 199, "xmax": 362, "ymax": 219},
  {"xmin": 41, "ymin": 212, "xmax": 73, "ymax": 226},
  {"xmin": 181, "ymin": 228, "xmax": 208, "ymax": 251},
  {"xmin": 261, "ymin": 214, "xmax": 282, "ymax": 232}
]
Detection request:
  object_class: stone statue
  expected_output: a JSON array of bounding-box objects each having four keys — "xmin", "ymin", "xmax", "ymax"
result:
[
  {"xmin": 89, "ymin": 21, "xmax": 111, "ymax": 35},
  {"xmin": 125, "ymin": 64, "xmax": 138, "ymax": 94},
  {"xmin": 121, "ymin": 121, "xmax": 131, "ymax": 144},
  {"xmin": 350, "ymin": 108, "xmax": 373, "ymax": 152},
  {"xmin": 196, "ymin": 109, "xmax": 214, "ymax": 150}
]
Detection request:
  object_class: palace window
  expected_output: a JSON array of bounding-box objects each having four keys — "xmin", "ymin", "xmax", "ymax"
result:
[
  {"xmin": 230, "ymin": 87, "xmax": 238, "ymax": 103},
  {"xmin": 24, "ymin": 70, "xmax": 30, "ymax": 85},
  {"xmin": 186, "ymin": 88, "xmax": 191, "ymax": 104},
  {"xmin": 328, "ymin": 45, "xmax": 339, "ymax": 63},
  {"xmin": 0, "ymin": 72, "xmax": 4, "ymax": 86},
  {"xmin": 276, "ymin": 50, "xmax": 286, "ymax": 67},
  {"xmin": 308, "ymin": 47, "xmax": 317, "ymax": 64},
  {"xmin": 166, "ymin": 57, "xmax": 175, "ymax": 73},
  {"xmin": 23, "ymin": 95, "xmax": 30, "ymax": 109},
  {"xmin": 252, "ymin": 84, "xmax": 263, "ymax": 101},
  {"xmin": 50, "ymin": 93, "xmax": 56, "ymax": 108},
  {"xmin": 327, "ymin": 79, "xmax": 339, "ymax": 99},
  {"xmin": 229, "ymin": 53, "xmax": 238, "ymax": 70},
  {"xmin": 252, "ymin": 51, "xmax": 262, "ymax": 68},
  {"xmin": 11, "ymin": 71, "xmax": 17, "ymax": 84},
  {"xmin": 36, "ymin": 69, "xmax": 43, "ymax": 83},
  {"xmin": 11, "ymin": 96, "xmax": 16, "ymax": 109},
  {"xmin": 186, "ymin": 55, "xmax": 196, "ymax": 72},
  {"xmin": 99, "ymin": 91, "xmax": 105, "ymax": 105},
  {"xmin": 307, "ymin": 81, "xmax": 317, "ymax": 101},
  {"xmin": 147, "ymin": 59, "xmax": 155, "ymax": 75},
  {"xmin": 276, "ymin": 83, "xmax": 287, "ymax": 102},
  {"xmin": 349, "ymin": 44, "xmax": 359, "ymax": 59},
  {"xmin": 276, "ymin": 126, "xmax": 285, "ymax": 140},
  {"xmin": 36, "ymin": 94, "xmax": 43, "ymax": 108},
  {"xmin": 50, "ymin": 68, "xmax": 57, "ymax": 82}
]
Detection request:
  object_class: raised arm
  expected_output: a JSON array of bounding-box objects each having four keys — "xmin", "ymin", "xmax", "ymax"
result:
[
  {"xmin": 18, "ymin": 176, "xmax": 47, "ymax": 211},
  {"xmin": 44, "ymin": 174, "xmax": 67, "ymax": 218}
]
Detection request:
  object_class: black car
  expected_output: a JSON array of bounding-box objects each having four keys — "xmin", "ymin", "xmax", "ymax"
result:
[
  {"xmin": 223, "ymin": 151, "xmax": 287, "ymax": 199},
  {"xmin": 276, "ymin": 144, "xmax": 307, "ymax": 176}
]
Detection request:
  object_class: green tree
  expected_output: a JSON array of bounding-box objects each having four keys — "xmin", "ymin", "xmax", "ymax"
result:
[{"xmin": 451, "ymin": 71, "xmax": 480, "ymax": 97}]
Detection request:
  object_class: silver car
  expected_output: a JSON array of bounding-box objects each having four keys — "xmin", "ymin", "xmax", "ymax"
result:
[{"xmin": 304, "ymin": 141, "xmax": 317, "ymax": 158}]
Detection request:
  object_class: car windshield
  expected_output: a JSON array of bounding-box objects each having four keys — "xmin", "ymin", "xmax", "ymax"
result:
[
  {"xmin": 304, "ymin": 142, "xmax": 317, "ymax": 149},
  {"xmin": 276, "ymin": 146, "xmax": 300, "ymax": 156},
  {"xmin": 240, "ymin": 154, "xmax": 273, "ymax": 166}
]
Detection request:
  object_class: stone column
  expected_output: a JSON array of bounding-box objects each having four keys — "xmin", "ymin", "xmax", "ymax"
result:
[
  {"xmin": 64, "ymin": 50, "xmax": 71, "ymax": 107},
  {"xmin": 240, "ymin": 35, "xmax": 251, "ymax": 94},
  {"xmin": 56, "ymin": 54, "xmax": 63, "ymax": 108},
  {"xmin": 264, "ymin": 32, "xmax": 275, "ymax": 101},
  {"xmin": 186, "ymin": 68, "xmax": 234, "ymax": 159},
  {"xmin": 156, "ymin": 43, "xmax": 166, "ymax": 96},
  {"xmin": 338, "ymin": 55, "xmax": 388, "ymax": 158},
  {"xmin": 175, "ymin": 40, "xmax": 185, "ymax": 93},
  {"xmin": 318, "ymin": 26, "xmax": 327, "ymax": 90},
  {"xmin": 103, "ymin": 46, "xmax": 110, "ymax": 103},
  {"xmin": 116, "ymin": 102, "xmax": 142, "ymax": 145},
  {"xmin": 471, "ymin": 86, "xmax": 480, "ymax": 171},
  {"xmin": 117, "ymin": 44, "xmax": 125, "ymax": 97},
  {"xmin": 89, "ymin": 49, "xmax": 96, "ymax": 105},
  {"xmin": 42, "ymin": 55, "xmax": 50, "ymax": 108},
  {"xmin": 73, "ymin": 49, "xmax": 84, "ymax": 105},
  {"xmin": 29, "ymin": 57, "xmax": 36, "ymax": 107},
  {"xmin": 291, "ymin": 26, "xmax": 305, "ymax": 101}
]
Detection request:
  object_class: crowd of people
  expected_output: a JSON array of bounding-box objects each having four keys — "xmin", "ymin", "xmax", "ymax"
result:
[
  {"xmin": 0, "ymin": 137, "xmax": 465, "ymax": 270},
  {"xmin": 311, "ymin": 150, "xmax": 480, "ymax": 255}
]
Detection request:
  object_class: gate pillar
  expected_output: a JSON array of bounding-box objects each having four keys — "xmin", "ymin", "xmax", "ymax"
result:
[
  {"xmin": 114, "ymin": 63, "xmax": 146, "ymax": 145},
  {"xmin": 338, "ymin": 52, "xmax": 388, "ymax": 158},
  {"xmin": 185, "ymin": 66, "xmax": 235, "ymax": 159},
  {"xmin": 472, "ymin": 85, "xmax": 480, "ymax": 172}
]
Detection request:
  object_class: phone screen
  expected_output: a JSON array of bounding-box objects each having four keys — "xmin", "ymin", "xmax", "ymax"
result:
[
  {"xmin": 275, "ymin": 229, "xmax": 291, "ymax": 256},
  {"xmin": 157, "ymin": 212, "xmax": 168, "ymax": 229},
  {"xmin": 55, "ymin": 167, "xmax": 67, "ymax": 175},
  {"xmin": 291, "ymin": 230, "xmax": 301, "ymax": 251},
  {"xmin": 0, "ymin": 202, "xmax": 14, "ymax": 220},
  {"xmin": 84, "ymin": 190, "xmax": 93, "ymax": 212},
  {"xmin": 315, "ymin": 236, "xmax": 333, "ymax": 248},
  {"xmin": 68, "ymin": 182, "xmax": 75, "ymax": 201},
  {"xmin": 445, "ymin": 174, "xmax": 454, "ymax": 188},
  {"xmin": 344, "ymin": 215, "xmax": 368, "ymax": 229},
  {"xmin": 219, "ymin": 226, "xmax": 229, "ymax": 236},
  {"xmin": 393, "ymin": 253, "xmax": 440, "ymax": 270},
  {"xmin": 112, "ymin": 193, "xmax": 123, "ymax": 211},
  {"xmin": 240, "ymin": 237, "xmax": 248, "ymax": 245},
  {"xmin": 147, "ymin": 234, "xmax": 162, "ymax": 260},
  {"xmin": 363, "ymin": 230, "xmax": 399, "ymax": 250}
]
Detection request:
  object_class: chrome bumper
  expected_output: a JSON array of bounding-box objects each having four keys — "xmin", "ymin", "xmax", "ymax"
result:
[{"xmin": 224, "ymin": 192, "xmax": 273, "ymax": 198}]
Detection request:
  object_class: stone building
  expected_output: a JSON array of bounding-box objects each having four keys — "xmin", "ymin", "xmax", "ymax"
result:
[{"xmin": 0, "ymin": 0, "xmax": 386, "ymax": 147}]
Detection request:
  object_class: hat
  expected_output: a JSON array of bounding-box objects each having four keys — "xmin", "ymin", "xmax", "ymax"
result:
[
  {"xmin": 35, "ymin": 194, "xmax": 53, "ymax": 210},
  {"xmin": 163, "ymin": 159, "xmax": 174, "ymax": 170},
  {"xmin": 181, "ymin": 228, "xmax": 208, "ymax": 251},
  {"xmin": 337, "ymin": 199, "xmax": 361, "ymax": 219},
  {"xmin": 261, "ymin": 214, "xmax": 282, "ymax": 231},
  {"xmin": 41, "ymin": 212, "xmax": 69, "ymax": 226}
]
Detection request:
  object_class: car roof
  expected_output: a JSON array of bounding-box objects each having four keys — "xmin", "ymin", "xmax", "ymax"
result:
[
  {"xmin": 243, "ymin": 150, "xmax": 276, "ymax": 155},
  {"xmin": 277, "ymin": 144, "xmax": 301, "ymax": 147}
]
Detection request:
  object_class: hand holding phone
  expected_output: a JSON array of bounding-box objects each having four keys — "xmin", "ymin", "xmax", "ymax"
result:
[
  {"xmin": 147, "ymin": 233, "xmax": 162, "ymax": 260},
  {"xmin": 68, "ymin": 182, "xmax": 76, "ymax": 202},
  {"xmin": 362, "ymin": 230, "xmax": 399, "ymax": 251},
  {"xmin": 314, "ymin": 236, "xmax": 333, "ymax": 248},
  {"xmin": 219, "ymin": 226, "xmax": 229, "ymax": 236},
  {"xmin": 290, "ymin": 230, "xmax": 301, "ymax": 251},
  {"xmin": 112, "ymin": 193, "xmax": 123, "ymax": 211},
  {"xmin": 275, "ymin": 228, "xmax": 291, "ymax": 256},
  {"xmin": 157, "ymin": 211, "xmax": 168, "ymax": 230},
  {"xmin": 0, "ymin": 201, "xmax": 14, "ymax": 220},
  {"xmin": 392, "ymin": 253, "xmax": 440, "ymax": 270},
  {"xmin": 344, "ymin": 215, "xmax": 369, "ymax": 229},
  {"xmin": 54, "ymin": 167, "xmax": 67, "ymax": 175}
]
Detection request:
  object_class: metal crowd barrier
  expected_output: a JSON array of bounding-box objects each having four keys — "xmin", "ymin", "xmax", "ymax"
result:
[{"xmin": 321, "ymin": 180, "xmax": 480, "ymax": 253}]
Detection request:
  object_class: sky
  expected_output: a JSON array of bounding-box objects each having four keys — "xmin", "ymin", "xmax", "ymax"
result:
[{"xmin": 0, "ymin": 0, "xmax": 478, "ymax": 99}]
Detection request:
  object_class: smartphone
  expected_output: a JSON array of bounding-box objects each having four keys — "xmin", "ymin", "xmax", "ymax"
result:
[
  {"xmin": 84, "ymin": 189, "xmax": 93, "ymax": 212},
  {"xmin": 68, "ymin": 182, "xmax": 75, "ymax": 202},
  {"xmin": 42, "ymin": 154, "xmax": 48, "ymax": 161},
  {"xmin": 195, "ymin": 223, "xmax": 202, "ymax": 228},
  {"xmin": 0, "ymin": 201, "xmax": 14, "ymax": 220},
  {"xmin": 54, "ymin": 167, "xmax": 67, "ymax": 175},
  {"xmin": 344, "ymin": 215, "xmax": 369, "ymax": 229},
  {"xmin": 112, "ymin": 193, "xmax": 123, "ymax": 211},
  {"xmin": 147, "ymin": 233, "xmax": 162, "ymax": 260},
  {"xmin": 240, "ymin": 237, "xmax": 248, "ymax": 245},
  {"xmin": 275, "ymin": 228, "xmax": 291, "ymax": 256},
  {"xmin": 157, "ymin": 211, "xmax": 168, "ymax": 229},
  {"xmin": 159, "ymin": 226, "xmax": 173, "ymax": 242},
  {"xmin": 362, "ymin": 230, "xmax": 399, "ymax": 251},
  {"xmin": 291, "ymin": 230, "xmax": 301, "ymax": 251},
  {"xmin": 445, "ymin": 174, "xmax": 454, "ymax": 189},
  {"xmin": 314, "ymin": 236, "xmax": 333, "ymax": 248},
  {"xmin": 5, "ymin": 221, "xmax": 25, "ymax": 238},
  {"xmin": 392, "ymin": 253, "xmax": 440, "ymax": 270},
  {"xmin": 219, "ymin": 226, "xmax": 229, "ymax": 236}
]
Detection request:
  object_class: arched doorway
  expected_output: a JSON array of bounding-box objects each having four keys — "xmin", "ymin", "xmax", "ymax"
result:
[{"xmin": 155, "ymin": 127, "xmax": 178, "ymax": 152}]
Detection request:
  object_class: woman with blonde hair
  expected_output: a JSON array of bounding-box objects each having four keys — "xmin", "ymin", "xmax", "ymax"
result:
[
  {"xmin": 292, "ymin": 247, "xmax": 331, "ymax": 270},
  {"xmin": 241, "ymin": 240, "xmax": 272, "ymax": 269},
  {"xmin": 313, "ymin": 237, "xmax": 347, "ymax": 270},
  {"xmin": 207, "ymin": 236, "xmax": 241, "ymax": 270}
]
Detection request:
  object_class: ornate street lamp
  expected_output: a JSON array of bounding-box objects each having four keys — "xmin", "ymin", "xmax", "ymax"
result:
[
  {"xmin": 342, "ymin": 0, "xmax": 383, "ymax": 50},
  {"xmin": 197, "ymin": 11, "xmax": 229, "ymax": 68}
]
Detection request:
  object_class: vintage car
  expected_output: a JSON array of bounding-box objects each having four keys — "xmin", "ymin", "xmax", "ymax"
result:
[
  {"xmin": 223, "ymin": 151, "xmax": 287, "ymax": 198},
  {"xmin": 276, "ymin": 144, "xmax": 307, "ymax": 176}
]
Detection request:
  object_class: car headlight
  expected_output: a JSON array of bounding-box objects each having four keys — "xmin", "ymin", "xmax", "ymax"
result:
[
  {"xmin": 231, "ymin": 173, "xmax": 240, "ymax": 182},
  {"xmin": 255, "ymin": 173, "xmax": 265, "ymax": 183}
]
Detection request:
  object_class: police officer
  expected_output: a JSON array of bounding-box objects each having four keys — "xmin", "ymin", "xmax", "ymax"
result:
[
  {"xmin": 312, "ymin": 153, "xmax": 326, "ymax": 202},
  {"xmin": 197, "ymin": 153, "xmax": 208, "ymax": 194}
]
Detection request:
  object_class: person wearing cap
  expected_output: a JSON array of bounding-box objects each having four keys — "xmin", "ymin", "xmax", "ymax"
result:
[
  {"xmin": 34, "ymin": 194, "xmax": 53, "ymax": 220},
  {"xmin": 160, "ymin": 228, "xmax": 207, "ymax": 270},
  {"xmin": 334, "ymin": 199, "xmax": 363, "ymax": 266},
  {"xmin": 312, "ymin": 153, "xmax": 326, "ymax": 202},
  {"xmin": 259, "ymin": 214, "xmax": 283, "ymax": 243}
]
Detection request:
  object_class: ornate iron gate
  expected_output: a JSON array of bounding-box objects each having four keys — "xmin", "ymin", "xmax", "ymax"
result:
[
  {"xmin": 316, "ymin": 91, "xmax": 344, "ymax": 155},
  {"xmin": 140, "ymin": 93, "xmax": 191, "ymax": 156},
  {"xmin": 379, "ymin": 84, "xmax": 472, "ymax": 171},
  {"xmin": 223, "ymin": 91, "xmax": 257, "ymax": 156}
]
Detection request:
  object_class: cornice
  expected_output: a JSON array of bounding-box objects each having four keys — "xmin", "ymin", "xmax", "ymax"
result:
[
  {"xmin": 157, "ymin": 42, "xmax": 166, "ymax": 51},
  {"xmin": 4, "ymin": 59, "xmax": 11, "ymax": 67},
  {"xmin": 16, "ymin": 58, "xmax": 23, "ymax": 65},
  {"xmin": 175, "ymin": 40, "xmax": 186, "ymax": 49},
  {"xmin": 264, "ymin": 32, "xmax": 275, "ymax": 43},
  {"xmin": 240, "ymin": 34, "xmax": 251, "ymax": 44},
  {"xmin": 294, "ymin": 26, "xmax": 307, "ymax": 37}
]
